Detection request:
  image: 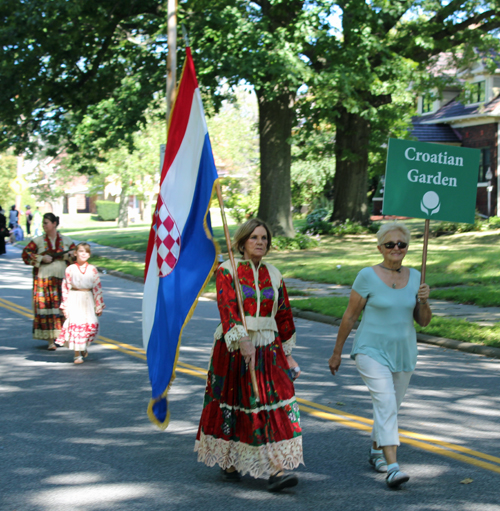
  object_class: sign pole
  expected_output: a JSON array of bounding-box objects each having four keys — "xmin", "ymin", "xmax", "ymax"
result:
[
  {"xmin": 216, "ymin": 182, "xmax": 260, "ymax": 403},
  {"xmin": 420, "ymin": 219, "xmax": 430, "ymax": 284}
]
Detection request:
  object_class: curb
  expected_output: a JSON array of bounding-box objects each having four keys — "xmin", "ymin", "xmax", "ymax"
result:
[
  {"xmin": 291, "ymin": 308, "xmax": 500, "ymax": 360},
  {"xmin": 95, "ymin": 268, "xmax": 500, "ymax": 360}
]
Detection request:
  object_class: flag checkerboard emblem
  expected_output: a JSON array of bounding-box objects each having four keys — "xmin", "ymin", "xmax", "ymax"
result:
[{"xmin": 155, "ymin": 197, "xmax": 181, "ymax": 277}]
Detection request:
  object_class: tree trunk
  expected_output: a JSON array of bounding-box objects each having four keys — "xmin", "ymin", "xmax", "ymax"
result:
[
  {"xmin": 117, "ymin": 185, "xmax": 129, "ymax": 228},
  {"xmin": 256, "ymin": 88, "xmax": 295, "ymax": 237},
  {"xmin": 331, "ymin": 107, "xmax": 371, "ymax": 223}
]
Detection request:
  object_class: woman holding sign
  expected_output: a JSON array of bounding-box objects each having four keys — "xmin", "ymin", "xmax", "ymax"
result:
[{"xmin": 328, "ymin": 221, "xmax": 431, "ymax": 489}]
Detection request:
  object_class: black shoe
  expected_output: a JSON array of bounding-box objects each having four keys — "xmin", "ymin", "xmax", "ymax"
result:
[
  {"xmin": 267, "ymin": 473, "xmax": 298, "ymax": 492},
  {"xmin": 221, "ymin": 468, "xmax": 241, "ymax": 482}
]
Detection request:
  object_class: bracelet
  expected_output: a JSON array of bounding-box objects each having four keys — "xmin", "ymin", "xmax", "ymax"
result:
[{"xmin": 418, "ymin": 298, "xmax": 428, "ymax": 305}]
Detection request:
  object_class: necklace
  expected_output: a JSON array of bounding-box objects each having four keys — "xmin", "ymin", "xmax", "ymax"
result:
[
  {"xmin": 77, "ymin": 262, "xmax": 88, "ymax": 274},
  {"xmin": 379, "ymin": 264, "xmax": 402, "ymax": 273},
  {"xmin": 378, "ymin": 264, "xmax": 402, "ymax": 288}
]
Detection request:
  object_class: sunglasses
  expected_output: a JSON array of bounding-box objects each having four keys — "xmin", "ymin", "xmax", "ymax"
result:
[{"xmin": 383, "ymin": 241, "xmax": 408, "ymax": 249}]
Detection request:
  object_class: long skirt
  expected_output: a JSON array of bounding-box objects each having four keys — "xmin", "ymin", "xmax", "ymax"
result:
[
  {"xmin": 56, "ymin": 290, "xmax": 98, "ymax": 351},
  {"xmin": 195, "ymin": 334, "xmax": 303, "ymax": 479},
  {"xmin": 32, "ymin": 276, "xmax": 64, "ymax": 340}
]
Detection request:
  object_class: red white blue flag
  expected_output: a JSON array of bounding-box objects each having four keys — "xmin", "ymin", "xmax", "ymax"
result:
[{"xmin": 142, "ymin": 47, "xmax": 219, "ymax": 429}]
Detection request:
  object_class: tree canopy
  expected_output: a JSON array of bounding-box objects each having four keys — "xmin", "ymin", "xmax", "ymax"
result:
[
  {"xmin": 2, "ymin": 0, "xmax": 500, "ymax": 233},
  {"xmin": 0, "ymin": 0, "xmax": 167, "ymax": 155}
]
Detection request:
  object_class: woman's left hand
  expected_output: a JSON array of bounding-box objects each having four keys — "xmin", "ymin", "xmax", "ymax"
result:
[
  {"xmin": 417, "ymin": 283, "xmax": 430, "ymax": 304},
  {"xmin": 286, "ymin": 354, "xmax": 300, "ymax": 379}
]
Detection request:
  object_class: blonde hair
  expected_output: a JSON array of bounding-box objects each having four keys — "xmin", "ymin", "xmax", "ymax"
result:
[
  {"xmin": 376, "ymin": 222, "xmax": 411, "ymax": 246},
  {"xmin": 232, "ymin": 218, "xmax": 272, "ymax": 256}
]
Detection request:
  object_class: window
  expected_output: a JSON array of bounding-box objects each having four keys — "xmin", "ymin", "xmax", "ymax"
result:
[
  {"xmin": 468, "ymin": 81, "xmax": 486, "ymax": 104},
  {"xmin": 478, "ymin": 147, "xmax": 491, "ymax": 182},
  {"xmin": 421, "ymin": 94, "xmax": 433, "ymax": 113}
]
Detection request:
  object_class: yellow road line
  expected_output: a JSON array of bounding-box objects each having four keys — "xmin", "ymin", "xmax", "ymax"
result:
[{"xmin": 1, "ymin": 296, "xmax": 500, "ymax": 473}]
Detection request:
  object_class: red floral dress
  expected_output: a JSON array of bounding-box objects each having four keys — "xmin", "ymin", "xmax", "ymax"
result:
[
  {"xmin": 22, "ymin": 233, "xmax": 76, "ymax": 341},
  {"xmin": 195, "ymin": 259, "xmax": 303, "ymax": 478},
  {"xmin": 55, "ymin": 264, "xmax": 105, "ymax": 350}
]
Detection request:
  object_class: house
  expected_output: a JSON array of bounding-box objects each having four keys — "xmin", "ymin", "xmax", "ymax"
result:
[{"xmin": 409, "ymin": 53, "xmax": 500, "ymax": 218}]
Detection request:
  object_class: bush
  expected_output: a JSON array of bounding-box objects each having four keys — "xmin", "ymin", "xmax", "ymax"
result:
[
  {"xmin": 330, "ymin": 219, "xmax": 376, "ymax": 236},
  {"xmin": 303, "ymin": 219, "xmax": 334, "ymax": 235},
  {"xmin": 272, "ymin": 233, "xmax": 319, "ymax": 251},
  {"xmin": 96, "ymin": 200, "xmax": 120, "ymax": 221},
  {"xmin": 302, "ymin": 217, "xmax": 381, "ymax": 236},
  {"xmin": 486, "ymin": 216, "xmax": 500, "ymax": 230},
  {"xmin": 306, "ymin": 208, "xmax": 330, "ymax": 225},
  {"xmin": 433, "ymin": 220, "xmax": 481, "ymax": 236}
]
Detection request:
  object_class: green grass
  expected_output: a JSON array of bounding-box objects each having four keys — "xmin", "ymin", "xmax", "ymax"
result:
[
  {"xmin": 291, "ymin": 296, "xmax": 350, "ymax": 318},
  {"xmin": 429, "ymin": 285, "xmax": 500, "ymax": 307},
  {"xmin": 291, "ymin": 296, "xmax": 500, "ymax": 348},
  {"xmin": 415, "ymin": 317, "xmax": 500, "ymax": 348},
  {"xmin": 74, "ymin": 229, "xmax": 151, "ymax": 252},
  {"xmin": 91, "ymin": 256, "xmax": 218, "ymax": 294},
  {"xmin": 92, "ymin": 256, "xmax": 145, "ymax": 279}
]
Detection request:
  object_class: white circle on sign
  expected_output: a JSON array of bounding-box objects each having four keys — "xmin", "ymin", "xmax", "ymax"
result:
[{"xmin": 422, "ymin": 191, "xmax": 440, "ymax": 210}]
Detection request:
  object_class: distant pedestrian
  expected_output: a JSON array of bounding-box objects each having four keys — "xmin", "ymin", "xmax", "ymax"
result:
[
  {"xmin": 32, "ymin": 207, "xmax": 42, "ymax": 237},
  {"xmin": 328, "ymin": 221, "xmax": 432, "ymax": 489},
  {"xmin": 55, "ymin": 243, "xmax": 105, "ymax": 364},
  {"xmin": 9, "ymin": 223, "xmax": 24, "ymax": 243},
  {"xmin": 22, "ymin": 213, "xmax": 76, "ymax": 349},
  {"xmin": 0, "ymin": 206, "xmax": 7, "ymax": 255},
  {"xmin": 8, "ymin": 205, "xmax": 19, "ymax": 229},
  {"xmin": 25, "ymin": 205, "xmax": 33, "ymax": 235}
]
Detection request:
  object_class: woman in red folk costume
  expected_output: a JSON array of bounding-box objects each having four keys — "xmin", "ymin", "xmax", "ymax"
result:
[
  {"xmin": 195, "ymin": 218, "xmax": 303, "ymax": 492},
  {"xmin": 22, "ymin": 213, "xmax": 75, "ymax": 349}
]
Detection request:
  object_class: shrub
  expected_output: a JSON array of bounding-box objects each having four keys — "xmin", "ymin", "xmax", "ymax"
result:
[
  {"xmin": 303, "ymin": 219, "xmax": 334, "ymax": 235},
  {"xmin": 272, "ymin": 233, "xmax": 319, "ymax": 251},
  {"xmin": 302, "ymin": 216, "xmax": 381, "ymax": 236},
  {"xmin": 306, "ymin": 208, "xmax": 330, "ymax": 225},
  {"xmin": 486, "ymin": 216, "xmax": 500, "ymax": 230},
  {"xmin": 96, "ymin": 200, "xmax": 120, "ymax": 221},
  {"xmin": 433, "ymin": 220, "xmax": 481, "ymax": 236}
]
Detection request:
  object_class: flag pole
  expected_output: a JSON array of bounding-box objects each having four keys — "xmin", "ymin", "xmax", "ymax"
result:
[
  {"xmin": 421, "ymin": 219, "xmax": 430, "ymax": 284},
  {"xmin": 216, "ymin": 182, "xmax": 261, "ymax": 403},
  {"xmin": 166, "ymin": 0, "xmax": 177, "ymax": 126}
]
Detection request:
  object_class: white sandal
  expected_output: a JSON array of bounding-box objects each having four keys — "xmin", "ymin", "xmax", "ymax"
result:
[{"xmin": 74, "ymin": 356, "xmax": 84, "ymax": 364}]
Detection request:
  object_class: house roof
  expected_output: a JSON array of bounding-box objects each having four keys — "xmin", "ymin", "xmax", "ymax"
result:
[
  {"xmin": 410, "ymin": 118, "xmax": 462, "ymax": 143},
  {"xmin": 418, "ymin": 95, "xmax": 500, "ymax": 125}
]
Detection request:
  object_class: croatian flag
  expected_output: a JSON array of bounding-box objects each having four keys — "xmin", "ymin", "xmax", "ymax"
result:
[{"xmin": 142, "ymin": 47, "xmax": 219, "ymax": 429}]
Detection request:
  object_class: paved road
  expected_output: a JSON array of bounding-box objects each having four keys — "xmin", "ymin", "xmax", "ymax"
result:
[{"xmin": 1, "ymin": 245, "xmax": 500, "ymax": 511}]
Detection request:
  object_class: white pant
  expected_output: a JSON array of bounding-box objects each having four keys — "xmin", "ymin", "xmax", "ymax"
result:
[{"xmin": 355, "ymin": 354, "xmax": 413, "ymax": 447}]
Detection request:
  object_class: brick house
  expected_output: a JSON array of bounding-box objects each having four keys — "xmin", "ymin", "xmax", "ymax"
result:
[{"xmin": 409, "ymin": 54, "xmax": 500, "ymax": 217}]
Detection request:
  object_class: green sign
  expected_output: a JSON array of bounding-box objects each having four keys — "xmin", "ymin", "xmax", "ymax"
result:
[{"xmin": 382, "ymin": 139, "xmax": 480, "ymax": 224}]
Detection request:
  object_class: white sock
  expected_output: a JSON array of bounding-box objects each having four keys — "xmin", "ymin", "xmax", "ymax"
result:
[{"xmin": 371, "ymin": 447, "xmax": 383, "ymax": 455}]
